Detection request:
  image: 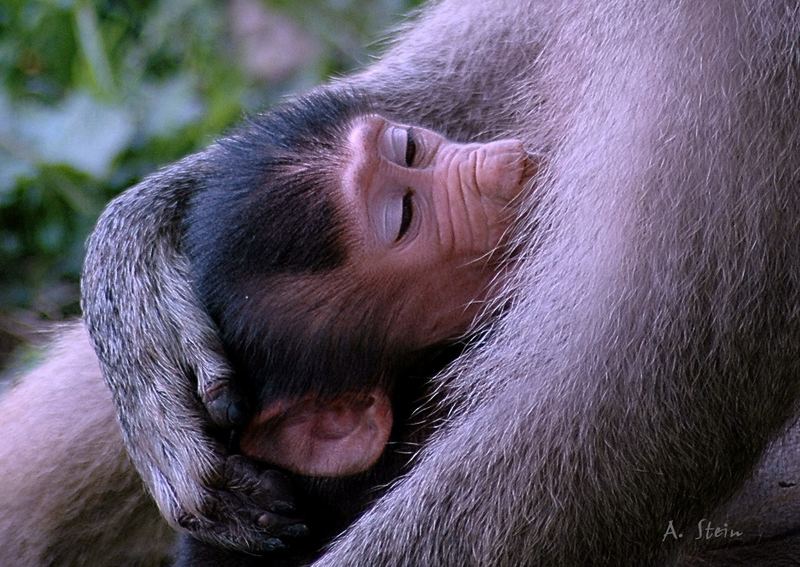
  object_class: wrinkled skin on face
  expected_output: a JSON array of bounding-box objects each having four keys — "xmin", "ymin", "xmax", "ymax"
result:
[
  {"xmin": 240, "ymin": 115, "xmax": 537, "ymax": 478},
  {"xmin": 344, "ymin": 115, "xmax": 533, "ymax": 343}
]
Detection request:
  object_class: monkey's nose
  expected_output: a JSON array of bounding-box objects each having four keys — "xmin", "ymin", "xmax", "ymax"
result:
[{"xmin": 474, "ymin": 139, "xmax": 533, "ymax": 203}]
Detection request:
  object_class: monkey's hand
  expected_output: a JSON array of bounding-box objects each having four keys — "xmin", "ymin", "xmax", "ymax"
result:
[
  {"xmin": 81, "ymin": 158, "xmax": 306, "ymax": 551},
  {"xmin": 177, "ymin": 456, "xmax": 310, "ymax": 552},
  {"xmin": 98, "ymin": 329, "xmax": 308, "ymax": 553}
]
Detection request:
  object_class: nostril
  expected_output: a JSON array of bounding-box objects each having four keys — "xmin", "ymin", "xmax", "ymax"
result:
[
  {"xmin": 475, "ymin": 141, "xmax": 530, "ymax": 200},
  {"xmin": 522, "ymin": 153, "xmax": 539, "ymax": 185}
]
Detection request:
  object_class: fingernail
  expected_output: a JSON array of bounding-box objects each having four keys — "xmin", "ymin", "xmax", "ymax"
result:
[
  {"xmin": 227, "ymin": 400, "xmax": 247, "ymax": 426},
  {"xmin": 271, "ymin": 500, "xmax": 296, "ymax": 515},
  {"xmin": 285, "ymin": 524, "xmax": 309, "ymax": 538},
  {"xmin": 264, "ymin": 538, "xmax": 286, "ymax": 551}
]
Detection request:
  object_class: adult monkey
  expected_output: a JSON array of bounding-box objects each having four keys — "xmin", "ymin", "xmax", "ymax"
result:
[{"xmin": 80, "ymin": 1, "xmax": 800, "ymax": 566}]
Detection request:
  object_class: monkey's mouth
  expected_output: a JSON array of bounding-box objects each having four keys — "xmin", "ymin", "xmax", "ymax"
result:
[{"xmin": 238, "ymin": 389, "xmax": 393, "ymax": 477}]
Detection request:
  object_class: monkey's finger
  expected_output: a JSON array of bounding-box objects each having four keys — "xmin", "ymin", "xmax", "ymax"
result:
[
  {"xmin": 225, "ymin": 456, "xmax": 298, "ymax": 510},
  {"xmin": 225, "ymin": 457, "xmax": 310, "ymax": 541},
  {"xmin": 177, "ymin": 494, "xmax": 308, "ymax": 553},
  {"xmin": 188, "ymin": 336, "xmax": 249, "ymax": 428},
  {"xmin": 256, "ymin": 512, "xmax": 310, "ymax": 539},
  {"xmin": 178, "ymin": 520, "xmax": 289, "ymax": 553},
  {"xmin": 267, "ymin": 499, "xmax": 296, "ymax": 515},
  {"xmin": 202, "ymin": 380, "xmax": 249, "ymax": 428}
]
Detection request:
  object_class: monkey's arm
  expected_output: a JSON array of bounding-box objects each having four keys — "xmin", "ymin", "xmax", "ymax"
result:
[
  {"xmin": 81, "ymin": 151, "xmax": 305, "ymax": 551},
  {"xmin": 0, "ymin": 324, "xmax": 175, "ymax": 566}
]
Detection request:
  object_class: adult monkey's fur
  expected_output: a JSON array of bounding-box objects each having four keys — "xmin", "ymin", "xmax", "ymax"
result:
[
  {"xmin": 0, "ymin": 326, "xmax": 174, "ymax": 566},
  {"xmin": 3, "ymin": 335, "xmax": 800, "ymax": 567},
  {"xmin": 5, "ymin": 0, "xmax": 800, "ymax": 565}
]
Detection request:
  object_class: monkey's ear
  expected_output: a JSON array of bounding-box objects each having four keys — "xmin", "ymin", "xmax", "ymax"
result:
[{"xmin": 239, "ymin": 389, "xmax": 392, "ymax": 477}]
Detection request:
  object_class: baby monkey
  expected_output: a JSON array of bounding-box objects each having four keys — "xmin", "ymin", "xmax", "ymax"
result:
[{"xmin": 178, "ymin": 89, "xmax": 537, "ymax": 565}]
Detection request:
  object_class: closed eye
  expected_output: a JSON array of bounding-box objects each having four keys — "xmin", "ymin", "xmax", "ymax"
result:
[
  {"xmin": 397, "ymin": 191, "xmax": 414, "ymax": 241},
  {"xmin": 405, "ymin": 128, "xmax": 417, "ymax": 167}
]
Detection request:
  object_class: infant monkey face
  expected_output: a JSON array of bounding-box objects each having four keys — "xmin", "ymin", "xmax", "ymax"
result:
[
  {"xmin": 341, "ymin": 115, "xmax": 537, "ymax": 343},
  {"xmin": 344, "ymin": 114, "xmax": 533, "ymax": 257},
  {"xmin": 238, "ymin": 115, "xmax": 537, "ymax": 478}
]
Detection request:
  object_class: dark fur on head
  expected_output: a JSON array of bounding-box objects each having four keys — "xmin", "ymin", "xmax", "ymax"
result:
[
  {"xmin": 184, "ymin": 89, "xmax": 419, "ymax": 404},
  {"xmin": 187, "ymin": 89, "xmax": 372, "ymax": 278}
]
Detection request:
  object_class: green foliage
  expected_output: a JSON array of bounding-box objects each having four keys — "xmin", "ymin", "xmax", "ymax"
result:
[{"xmin": 0, "ymin": 0, "xmax": 414, "ymax": 319}]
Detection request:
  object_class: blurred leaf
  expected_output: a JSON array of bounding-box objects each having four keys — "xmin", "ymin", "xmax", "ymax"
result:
[
  {"xmin": 136, "ymin": 75, "xmax": 204, "ymax": 139},
  {"xmin": 0, "ymin": 153, "xmax": 35, "ymax": 197},
  {"xmin": 0, "ymin": 92, "xmax": 36, "ymax": 193},
  {"xmin": 72, "ymin": 0, "xmax": 115, "ymax": 98},
  {"xmin": 17, "ymin": 91, "xmax": 134, "ymax": 177}
]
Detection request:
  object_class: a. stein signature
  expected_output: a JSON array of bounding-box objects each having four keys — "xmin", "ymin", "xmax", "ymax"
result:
[{"xmin": 662, "ymin": 519, "xmax": 743, "ymax": 542}]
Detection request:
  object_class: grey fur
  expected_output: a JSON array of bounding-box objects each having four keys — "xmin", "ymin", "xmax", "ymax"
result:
[
  {"xmin": 81, "ymin": 149, "xmax": 287, "ymax": 550},
  {"xmin": 73, "ymin": 0, "xmax": 800, "ymax": 565},
  {"xmin": 2, "ymin": 330, "xmax": 800, "ymax": 565},
  {"xmin": 315, "ymin": 1, "xmax": 800, "ymax": 565},
  {"xmin": 0, "ymin": 325, "xmax": 174, "ymax": 566}
]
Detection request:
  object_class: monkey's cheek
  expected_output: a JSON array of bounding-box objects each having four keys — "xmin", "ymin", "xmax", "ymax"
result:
[{"xmin": 239, "ymin": 390, "xmax": 393, "ymax": 478}]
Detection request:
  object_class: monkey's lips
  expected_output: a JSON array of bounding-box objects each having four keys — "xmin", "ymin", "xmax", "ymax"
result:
[{"xmin": 238, "ymin": 389, "xmax": 393, "ymax": 477}]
